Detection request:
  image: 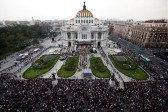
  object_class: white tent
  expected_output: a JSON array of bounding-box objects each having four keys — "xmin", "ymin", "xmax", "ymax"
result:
[
  {"xmin": 52, "ymin": 79, "xmax": 58, "ymax": 88},
  {"xmin": 109, "ymin": 79, "xmax": 115, "ymax": 87},
  {"xmin": 112, "ymin": 48, "xmax": 122, "ymax": 53},
  {"xmin": 93, "ymin": 47, "xmax": 96, "ymax": 51}
]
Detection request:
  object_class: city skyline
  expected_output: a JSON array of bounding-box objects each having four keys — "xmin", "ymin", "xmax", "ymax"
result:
[{"xmin": 0, "ymin": 0, "xmax": 167, "ymax": 21}]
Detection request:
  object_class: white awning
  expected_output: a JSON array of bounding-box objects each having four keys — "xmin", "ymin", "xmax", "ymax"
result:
[{"xmin": 33, "ymin": 48, "xmax": 39, "ymax": 52}]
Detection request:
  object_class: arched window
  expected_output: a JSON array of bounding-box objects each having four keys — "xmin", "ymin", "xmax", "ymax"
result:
[
  {"xmin": 85, "ymin": 34, "xmax": 87, "ymax": 39},
  {"xmin": 91, "ymin": 33, "xmax": 94, "ymax": 39},
  {"xmin": 84, "ymin": 20, "xmax": 85, "ymax": 23},
  {"xmin": 76, "ymin": 20, "xmax": 77, "ymax": 23},
  {"xmin": 75, "ymin": 33, "xmax": 78, "ymax": 39},
  {"xmin": 67, "ymin": 32, "xmax": 71, "ymax": 39},
  {"xmin": 91, "ymin": 20, "xmax": 93, "ymax": 23},
  {"xmin": 89, "ymin": 20, "xmax": 90, "ymax": 23},
  {"xmin": 86, "ymin": 20, "xmax": 88, "ymax": 23}
]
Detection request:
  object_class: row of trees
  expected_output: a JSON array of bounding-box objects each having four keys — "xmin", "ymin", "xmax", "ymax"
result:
[{"xmin": 0, "ymin": 25, "xmax": 50, "ymax": 60}]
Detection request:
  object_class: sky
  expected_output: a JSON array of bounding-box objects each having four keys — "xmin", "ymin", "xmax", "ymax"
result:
[{"xmin": 0, "ymin": 0, "xmax": 167, "ymax": 21}]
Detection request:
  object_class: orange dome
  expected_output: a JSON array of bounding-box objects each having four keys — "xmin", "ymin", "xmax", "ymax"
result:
[
  {"xmin": 76, "ymin": 10, "xmax": 93, "ymax": 18},
  {"xmin": 76, "ymin": 2, "xmax": 93, "ymax": 18}
]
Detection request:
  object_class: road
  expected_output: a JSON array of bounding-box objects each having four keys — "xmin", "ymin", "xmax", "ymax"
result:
[{"xmin": 0, "ymin": 35, "xmax": 62, "ymax": 74}]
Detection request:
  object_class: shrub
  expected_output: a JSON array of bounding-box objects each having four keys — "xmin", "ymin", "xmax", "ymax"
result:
[
  {"xmin": 23, "ymin": 54, "xmax": 60, "ymax": 79},
  {"xmin": 90, "ymin": 57, "xmax": 111, "ymax": 78},
  {"xmin": 64, "ymin": 57, "xmax": 77, "ymax": 71},
  {"xmin": 33, "ymin": 54, "xmax": 57, "ymax": 69},
  {"xmin": 108, "ymin": 55, "xmax": 149, "ymax": 80},
  {"xmin": 57, "ymin": 57, "xmax": 79, "ymax": 78}
]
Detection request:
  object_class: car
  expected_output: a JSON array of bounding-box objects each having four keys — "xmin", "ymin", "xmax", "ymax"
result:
[{"xmin": 59, "ymin": 55, "xmax": 67, "ymax": 61}]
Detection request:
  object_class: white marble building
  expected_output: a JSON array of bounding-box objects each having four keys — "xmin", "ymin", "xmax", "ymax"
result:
[{"xmin": 60, "ymin": 2, "xmax": 109, "ymax": 48}]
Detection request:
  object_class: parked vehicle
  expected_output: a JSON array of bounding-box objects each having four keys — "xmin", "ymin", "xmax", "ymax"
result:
[{"xmin": 59, "ymin": 54, "xmax": 67, "ymax": 61}]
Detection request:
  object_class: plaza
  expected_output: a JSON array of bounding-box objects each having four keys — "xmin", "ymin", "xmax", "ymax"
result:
[
  {"xmin": 0, "ymin": 1, "xmax": 168, "ymax": 111},
  {"xmin": 0, "ymin": 3, "xmax": 152, "ymax": 87},
  {"xmin": 0, "ymin": 30, "xmax": 150, "ymax": 89}
]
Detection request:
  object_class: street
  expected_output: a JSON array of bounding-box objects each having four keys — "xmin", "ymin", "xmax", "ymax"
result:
[{"xmin": 0, "ymin": 35, "xmax": 62, "ymax": 77}]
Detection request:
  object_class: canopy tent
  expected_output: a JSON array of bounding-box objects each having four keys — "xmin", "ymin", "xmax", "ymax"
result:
[
  {"xmin": 93, "ymin": 47, "xmax": 96, "ymax": 51},
  {"xmin": 112, "ymin": 48, "xmax": 122, "ymax": 53},
  {"xmin": 83, "ymin": 69, "xmax": 92, "ymax": 78}
]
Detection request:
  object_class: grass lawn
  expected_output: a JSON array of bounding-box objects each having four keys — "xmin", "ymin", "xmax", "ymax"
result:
[
  {"xmin": 57, "ymin": 56, "xmax": 79, "ymax": 78},
  {"xmin": 109, "ymin": 55, "xmax": 149, "ymax": 80},
  {"xmin": 90, "ymin": 57, "xmax": 111, "ymax": 78},
  {"xmin": 23, "ymin": 54, "xmax": 60, "ymax": 79}
]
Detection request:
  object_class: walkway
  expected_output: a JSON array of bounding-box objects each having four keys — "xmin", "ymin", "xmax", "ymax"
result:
[{"xmin": 99, "ymin": 46, "xmax": 125, "ymax": 89}]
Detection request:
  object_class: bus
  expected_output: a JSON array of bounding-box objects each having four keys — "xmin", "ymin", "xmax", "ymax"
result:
[{"xmin": 139, "ymin": 54, "xmax": 152, "ymax": 63}]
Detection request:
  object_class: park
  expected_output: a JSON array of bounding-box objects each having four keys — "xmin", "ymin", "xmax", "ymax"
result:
[
  {"xmin": 23, "ymin": 54, "xmax": 60, "ymax": 79},
  {"xmin": 108, "ymin": 55, "xmax": 149, "ymax": 80}
]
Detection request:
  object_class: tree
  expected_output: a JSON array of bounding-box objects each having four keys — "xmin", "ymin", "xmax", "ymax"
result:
[{"xmin": 0, "ymin": 25, "xmax": 49, "ymax": 60}]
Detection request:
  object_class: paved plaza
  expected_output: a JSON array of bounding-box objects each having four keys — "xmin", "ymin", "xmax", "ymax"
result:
[
  {"xmin": 0, "ymin": 35, "xmax": 154, "ymax": 89},
  {"xmin": 0, "ymin": 39, "xmax": 124, "ymax": 88}
]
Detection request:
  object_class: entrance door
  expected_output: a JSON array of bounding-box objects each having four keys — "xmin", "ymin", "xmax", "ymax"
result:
[
  {"xmin": 98, "ymin": 42, "xmax": 101, "ymax": 47},
  {"xmin": 68, "ymin": 42, "xmax": 71, "ymax": 47},
  {"xmin": 81, "ymin": 44, "xmax": 87, "ymax": 48}
]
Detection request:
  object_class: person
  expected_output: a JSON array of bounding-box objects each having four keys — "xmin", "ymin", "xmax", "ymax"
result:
[{"xmin": 0, "ymin": 74, "xmax": 167, "ymax": 111}]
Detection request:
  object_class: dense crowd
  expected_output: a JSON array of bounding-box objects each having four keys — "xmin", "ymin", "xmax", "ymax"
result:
[
  {"xmin": 0, "ymin": 75, "xmax": 167, "ymax": 112},
  {"xmin": 79, "ymin": 47, "xmax": 88, "ymax": 69}
]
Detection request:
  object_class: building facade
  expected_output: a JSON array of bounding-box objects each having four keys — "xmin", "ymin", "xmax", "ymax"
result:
[
  {"xmin": 60, "ymin": 2, "xmax": 109, "ymax": 47},
  {"xmin": 113, "ymin": 20, "xmax": 168, "ymax": 48},
  {"xmin": 129, "ymin": 20, "xmax": 168, "ymax": 48}
]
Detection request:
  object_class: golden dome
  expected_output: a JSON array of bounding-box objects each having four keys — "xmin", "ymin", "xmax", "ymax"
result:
[
  {"xmin": 76, "ymin": 10, "xmax": 93, "ymax": 18},
  {"xmin": 76, "ymin": 2, "xmax": 93, "ymax": 18}
]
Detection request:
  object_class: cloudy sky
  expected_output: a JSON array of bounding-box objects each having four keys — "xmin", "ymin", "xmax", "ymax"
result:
[{"xmin": 0, "ymin": 0, "xmax": 167, "ymax": 21}]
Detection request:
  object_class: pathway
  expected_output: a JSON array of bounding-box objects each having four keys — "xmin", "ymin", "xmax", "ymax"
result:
[{"xmin": 99, "ymin": 46, "xmax": 125, "ymax": 89}]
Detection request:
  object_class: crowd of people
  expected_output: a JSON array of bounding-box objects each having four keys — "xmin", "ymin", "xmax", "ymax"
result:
[
  {"xmin": 1, "ymin": 74, "xmax": 167, "ymax": 111},
  {"xmin": 79, "ymin": 46, "xmax": 88, "ymax": 69}
]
